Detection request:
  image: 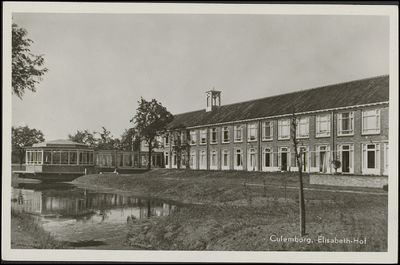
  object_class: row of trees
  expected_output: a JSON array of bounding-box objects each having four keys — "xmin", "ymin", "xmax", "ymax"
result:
[{"xmin": 67, "ymin": 127, "xmax": 140, "ymax": 152}]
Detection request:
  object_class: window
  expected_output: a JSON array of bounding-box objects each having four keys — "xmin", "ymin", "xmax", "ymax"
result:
[
  {"xmin": 247, "ymin": 123, "xmax": 257, "ymax": 141},
  {"xmin": 79, "ymin": 151, "xmax": 93, "ymax": 165},
  {"xmin": 296, "ymin": 117, "xmax": 309, "ymax": 138},
  {"xmin": 338, "ymin": 144, "xmax": 353, "ymax": 173},
  {"xmin": 200, "ymin": 129, "xmax": 207, "ymax": 145},
  {"xmin": 234, "ymin": 149, "xmax": 243, "ymax": 168},
  {"xmin": 27, "ymin": 150, "xmax": 43, "ymax": 164},
  {"xmin": 297, "ymin": 146, "xmax": 308, "ymax": 171},
  {"xmin": 210, "ymin": 150, "xmax": 218, "ymax": 168},
  {"xmin": 278, "ymin": 147, "xmax": 290, "ymax": 171},
  {"xmin": 316, "ymin": 114, "xmax": 330, "ymax": 137},
  {"xmin": 180, "ymin": 132, "xmax": 186, "ymax": 144},
  {"xmin": 190, "ymin": 151, "xmax": 196, "ymax": 169},
  {"xmin": 222, "ymin": 126, "xmax": 230, "ymax": 143},
  {"xmin": 190, "ymin": 130, "xmax": 197, "ymax": 145},
  {"xmin": 338, "ymin": 112, "xmax": 354, "ymax": 136},
  {"xmin": 222, "ymin": 150, "xmax": 229, "ymax": 169},
  {"xmin": 362, "ymin": 109, "xmax": 380, "ymax": 134},
  {"xmin": 200, "ymin": 150, "xmax": 207, "ymax": 169},
  {"xmin": 70, "ymin": 151, "xmax": 77, "ymax": 164},
  {"xmin": 164, "ymin": 135, "xmax": 169, "ymax": 147},
  {"xmin": 61, "ymin": 151, "xmax": 69, "ymax": 164},
  {"xmin": 172, "ymin": 151, "xmax": 177, "ymax": 166},
  {"xmin": 384, "ymin": 143, "xmax": 388, "ymax": 175},
  {"xmin": 247, "ymin": 148, "xmax": 257, "ymax": 171},
  {"xmin": 155, "ymin": 136, "xmax": 162, "ymax": 146},
  {"xmin": 171, "ymin": 132, "xmax": 177, "ymax": 146},
  {"xmin": 362, "ymin": 143, "xmax": 380, "ymax": 174},
  {"xmin": 165, "ymin": 152, "xmax": 169, "ymax": 166},
  {"xmin": 234, "ymin": 125, "xmax": 243, "ymax": 142},
  {"xmin": 262, "ymin": 121, "xmax": 273, "ymax": 140},
  {"xmin": 210, "ymin": 128, "xmax": 218, "ymax": 144},
  {"xmin": 181, "ymin": 153, "xmax": 186, "ymax": 167},
  {"xmin": 44, "ymin": 151, "xmax": 52, "ymax": 164},
  {"xmin": 53, "ymin": 151, "xmax": 61, "ymax": 164},
  {"xmin": 263, "ymin": 148, "xmax": 272, "ymax": 168},
  {"xmin": 278, "ymin": 119, "xmax": 290, "ymax": 139}
]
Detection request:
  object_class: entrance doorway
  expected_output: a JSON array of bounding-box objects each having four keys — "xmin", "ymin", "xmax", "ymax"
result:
[{"xmin": 342, "ymin": 146, "xmax": 350, "ymax": 172}]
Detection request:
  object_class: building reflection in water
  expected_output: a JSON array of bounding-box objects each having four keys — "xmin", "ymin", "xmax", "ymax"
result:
[{"xmin": 11, "ymin": 188, "xmax": 180, "ymax": 224}]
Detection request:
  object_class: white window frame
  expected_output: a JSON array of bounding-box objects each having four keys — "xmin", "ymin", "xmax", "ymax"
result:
[
  {"xmin": 190, "ymin": 130, "xmax": 197, "ymax": 145},
  {"xmin": 234, "ymin": 148, "xmax": 243, "ymax": 170},
  {"xmin": 315, "ymin": 145, "xmax": 331, "ymax": 173},
  {"xmin": 247, "ymin": 123, "xmax": 257, "ymax": 142},
  {"xmin": 247, "ymin": 148, "xmax": 257, "ymax": 171},
  {"xmin": 362, "ymin": 143, "xmax": 380, "ymax": 175},
  {"xmin": 362, "ymin": 109, "xmax": 380, "ymax": 135},
  {"xmin": 200, "ymin": 150, "xmax": 207, "ymax": 169},
  {"xmin": 337, "ymin": 144, "xmax": 354, "ymax": 174},
  {"xmin": 383, "ymin": 142, "xmax": 388, "ymax": 175},
  {"xmin": 222, "ymin": 126, "xmax": 230, "ymax": 143},
  {"xmin": 180, "ymin": 132, "xmax": 186, "ymax": 144},
  {"xmin": 296, "ymin": 117, "xmax": 309, "ymax": 139},
  {"xmin": 262, "ymin": 148, "xmax": 273, "ymax": 171},
  {"xmin": 181, "ymin": 152, "xmax": 187, "ymax": 169},
  {"xmin": 222, "ymin": 149, "xmax": 230, "ymax": 170},
  {"xmin": 316, "ymin": 114, "xmax": 331, "ymax": 137},
  {"xmin": 278, "ymin": 119, "xmax": 290, "ymax": 140},
  {"xmin": 164, "ymin": 135, "xmax": 170, "ymax": 147},
  {"xmin": 200, "ymin": 129, "xmax": 207, "ymax": 145},
  {"xmin": 338, "ymin": 112, "xmax": 354, "ymax": 136},
  {"xmin": 210, "ymin": 128, "xmax": 218, "ymax": 144},
  {"xmin": 172, "ymin": 151, "xmax": 177, "ymax": 168},
  {"xmin": 278, "ymin": 147, "xmax": 290, "ymax": 171},
  {"xmin": 296, "ymin": 146, "xmax": 309, "ymax": 172},
  {"xmin": 210, "ymin": 150, "xmax": 218, "ymax": 169},
  {"xmin": 190, "ymin": 150, "xmax": 197, "ymax": 169},
  {"xmin": 262, "ymin": 121, "xmax": 273, "ymax": 141},
  {"xmin": 234, "ymin": 125, "xmax": 243, "ymax": 142},
  {"xmin": 165, "ymin": 152, "xmax": 169, "ymax": 168}
]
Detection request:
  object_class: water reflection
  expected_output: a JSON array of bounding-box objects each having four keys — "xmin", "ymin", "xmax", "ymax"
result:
[{"xmin": 11, "ymin": 183, "xmax": 181, "ymax": 225}]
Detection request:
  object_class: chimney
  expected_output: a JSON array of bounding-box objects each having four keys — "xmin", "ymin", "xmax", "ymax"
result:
[{"xmin": 206, "ymin": 88, "xmax": 221, "ymax": 112}]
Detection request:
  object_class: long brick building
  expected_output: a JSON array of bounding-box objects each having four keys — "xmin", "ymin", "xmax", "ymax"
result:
[{"xmin": 143, "ymin": 75, "xmax": 389, "ymax": 175}]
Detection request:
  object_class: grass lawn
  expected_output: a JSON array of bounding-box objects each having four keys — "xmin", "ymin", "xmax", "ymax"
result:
[{"xmin": 72, "ymin": 169, "xmax": 388, "ymax": 251}]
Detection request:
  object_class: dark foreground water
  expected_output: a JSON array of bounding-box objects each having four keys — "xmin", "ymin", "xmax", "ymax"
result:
[{"xmin": 11, "ymin": 180, "xmax": 183, "ymax": 249}]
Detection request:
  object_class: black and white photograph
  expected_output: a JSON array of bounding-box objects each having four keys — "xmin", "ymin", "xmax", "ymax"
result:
[{"xmin": 2, "ymin": 2, "xmax": 398, "ymax": 263}]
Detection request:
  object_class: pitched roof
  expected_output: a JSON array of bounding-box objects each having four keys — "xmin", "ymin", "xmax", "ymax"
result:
[
  {"xmin": 167, "ymin": 75, "xmax": 389, "ymax": 130},
  {"xmin": 32, "ymin": 139, "xmax": 90, "ymax": 148}
]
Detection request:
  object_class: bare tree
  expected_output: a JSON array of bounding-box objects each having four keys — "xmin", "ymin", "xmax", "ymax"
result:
[{"xmin": 290, "ymin": 112, "xmax": 306, "ymax": 236}]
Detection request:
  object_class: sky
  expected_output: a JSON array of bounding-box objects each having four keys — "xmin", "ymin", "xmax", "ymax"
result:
[{"xmin": 8, "ymin": 5, "xmax": 391, "ymax": 141}]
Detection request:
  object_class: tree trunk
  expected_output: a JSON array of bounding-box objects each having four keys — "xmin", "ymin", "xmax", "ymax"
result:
[
  {"xmin": 298, "ymin": 166, "xmax": 306, "ymax": 236},
  {"xmin": 18, "ymin": 150, "xmax": 25, "ymax": 166},
  {"xmin": 148, "ymin": 139, "xmax": 152, "ymax": 171}
]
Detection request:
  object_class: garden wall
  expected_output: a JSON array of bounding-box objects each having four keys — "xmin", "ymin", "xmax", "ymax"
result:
[{"xmin": 310, "ymin": 174, "xmax": 388, "ymax": 188}]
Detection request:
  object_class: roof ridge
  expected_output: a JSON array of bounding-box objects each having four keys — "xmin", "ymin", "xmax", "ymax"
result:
[
  {"xmin": 172, "ymin": 74, "xmax": 389, "ymax": 117},
  {"xmin": 219, "ymin": 74, "xmax": 389, "ymax": 108}
]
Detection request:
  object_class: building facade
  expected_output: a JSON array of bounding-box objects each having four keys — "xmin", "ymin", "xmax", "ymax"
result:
[{"xmin": 142, "ymin": 75, "xmax": 389, "ymax": 175}]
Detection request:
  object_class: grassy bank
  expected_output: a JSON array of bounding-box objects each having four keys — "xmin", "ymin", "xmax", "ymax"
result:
[
  {"xmin": 11, "ymin": 209, "xmax": 71, "ymax": 249},
  {"xmin": 73, "ymin": 169, "xmax": 388, "ymax": 251}
]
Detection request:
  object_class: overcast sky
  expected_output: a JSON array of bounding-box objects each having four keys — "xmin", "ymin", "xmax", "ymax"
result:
[{"xmin": 9, "ymin": 5, "xmax": 391, "ymax": 141}]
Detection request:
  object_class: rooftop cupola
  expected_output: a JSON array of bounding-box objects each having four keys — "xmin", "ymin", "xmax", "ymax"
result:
[{"xmin": 206, "ymin": 88, "xmax": 221, "ymax": 112}]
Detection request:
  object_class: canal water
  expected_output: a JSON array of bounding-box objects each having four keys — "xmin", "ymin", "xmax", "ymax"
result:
[{"xmin": 11, "ymin": 181, "xmax": 183, "ymax": 249}]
